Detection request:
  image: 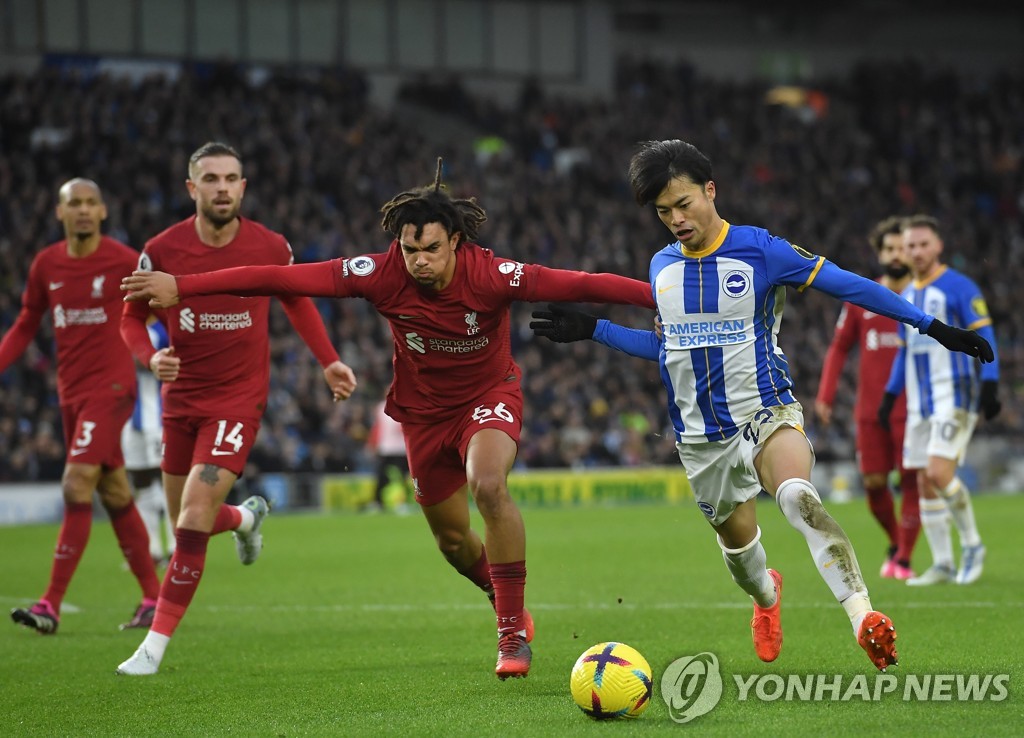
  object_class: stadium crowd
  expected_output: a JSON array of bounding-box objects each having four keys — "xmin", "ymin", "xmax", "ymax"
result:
[{"xmin": 1, "ymin": 57, "xmax": 1020, "ymax": 481}]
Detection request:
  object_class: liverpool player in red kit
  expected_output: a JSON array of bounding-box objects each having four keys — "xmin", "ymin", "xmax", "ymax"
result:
[
  {"xmin": 116, "ymin": 143, "xmax": 356, "ymax": 675},
  {"xmin": 123, "ymin": 161, "xmax": 656, "ymax": 679},
  {"xmin": 815, "ymin": 217, "xmax": 920, "ymax": 579},
  {"xmin": 2, "ymin": 179, "xmax": 160, "ymax": 634}
]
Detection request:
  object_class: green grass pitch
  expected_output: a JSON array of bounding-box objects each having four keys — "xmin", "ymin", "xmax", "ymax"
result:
[{"xmin": 2, "ymin": 494, "xmax": 1020, "ymax": 736}]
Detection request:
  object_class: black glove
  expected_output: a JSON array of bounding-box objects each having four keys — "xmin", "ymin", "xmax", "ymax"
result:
[
  {"xmin": 529, "ymin": 303, "xmax": 597, "ymax": 343},
  {"xmin": 926, "ymin": 319, "xmax": 994, "ymax": 363},
  {"xmin": 980, "ymin": 380, "xmax": 1001, "ymax": 420},
  {"xmin": 877, "ymin": 391, "xmax": 897, "ymax": 431}
]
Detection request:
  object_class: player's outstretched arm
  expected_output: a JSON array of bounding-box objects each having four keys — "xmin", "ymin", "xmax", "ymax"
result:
[
  {"xmin": 530, "ymin": 304, "xmax": 659, "ymax": 361},
  {"xmin": 528, "ymin": 267, "xmax": 656, "ymax": 309},
  {"xmin": 925, "ymin": 319, "xmax": 994, "ymax": 363}
]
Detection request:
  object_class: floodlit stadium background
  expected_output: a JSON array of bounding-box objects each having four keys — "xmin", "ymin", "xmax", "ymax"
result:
[{"xmin": 1, "ymin": 0, "xmax": 1022, "ymax": 520}]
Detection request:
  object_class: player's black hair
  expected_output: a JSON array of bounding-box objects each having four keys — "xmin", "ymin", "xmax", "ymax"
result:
[
  {"xmin": 379, "ymin": 158, "xmax": 487, "ymax": 245},
  {"xmin": 868, "ymin": 215, "xmax": 904, "ymax": 253},
  {"xmin": 628, "ymin": 140, "xmax": 713, "ymax": 206},
  {"xmin": 188, "ymin": 141, "xmax": 242, "ymax": 178}
]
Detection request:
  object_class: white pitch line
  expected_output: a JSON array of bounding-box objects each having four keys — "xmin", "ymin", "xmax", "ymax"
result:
[{"xmin": 3, "ymin": 594, "xmax": 1020, "ymax": 616}]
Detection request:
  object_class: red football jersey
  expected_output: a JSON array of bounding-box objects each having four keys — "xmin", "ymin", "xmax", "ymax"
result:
[
  {"xmin": 177, "ymin": 241, "xmax": 655, "ymax": 424},
  {"xmin": 0, "ymin": 236, "xmax": 137, "ymax": 405},
  {"xmin": 123, "ymin": 216, "xmax": 295, "ymax": 420},
  {"xmin": 817, "ymin": 288, "xmax": 907, "ymax": 422}
]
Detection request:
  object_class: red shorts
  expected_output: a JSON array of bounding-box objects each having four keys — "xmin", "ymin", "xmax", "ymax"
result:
[
  {"xmin": 162, "ymin": 415, "xmax": 260, "ymax": 477},
  {"xmin": 60, "ymin": 389, "xmax": 135, "ymax": 468},
  {"xmin": 855, "ymin": 418, "xmax": 906, "ymax": 476},
  {"xmin": 402, "ymin": 384, "xmax": 523, "ymax": 507}
]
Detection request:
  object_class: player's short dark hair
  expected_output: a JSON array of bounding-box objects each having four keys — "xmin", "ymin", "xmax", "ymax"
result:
[
  {"xmin": 901, "ymin": 213, "xmax": 941, "ymax": 236},
  {"xmin": 188, "ymin": 141, "xmax": 242, "ymax": 178},
  {"xmin": 867, "ymin": 215, "xmax": 904, "ymax": 253},
  {"xmin": 380, "ymin": 158, "xmax": 486, "ymax": 245},
  {"xmin": 628, "ymin": 140, "xmax": 713, "ymax": 206}
]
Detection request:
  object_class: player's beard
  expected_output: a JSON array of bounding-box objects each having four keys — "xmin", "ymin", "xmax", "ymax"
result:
[
  {"xmin": 885, "ymin": 261, "xmax": 910, "ymax": 279},
  {"xmin": 201, "ymin": 200, "xmax": 240, "ymax": 228}
]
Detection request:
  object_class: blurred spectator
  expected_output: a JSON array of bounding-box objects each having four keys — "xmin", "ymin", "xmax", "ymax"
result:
[{"xmin": 1, "ymin": 58, "xmax": 1020, "ymax": 479}]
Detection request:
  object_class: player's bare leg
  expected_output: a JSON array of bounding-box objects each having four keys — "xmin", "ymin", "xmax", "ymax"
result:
[
  {"xmin": 758, "ymin": 428, "xmax": 897, "ymax": 671},
  {"xmin": 465, "ymin": 429, "xmax": 531, "ymax": 679}
]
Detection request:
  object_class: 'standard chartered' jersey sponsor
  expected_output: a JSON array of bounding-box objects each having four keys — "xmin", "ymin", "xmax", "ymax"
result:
[
  {"xmin": 428, "ymin": 336, "xmax": 491, "ymax": 353},
  {"xmin": 198, "ymin": 310, "xmax": 253, "ymax": 331}
]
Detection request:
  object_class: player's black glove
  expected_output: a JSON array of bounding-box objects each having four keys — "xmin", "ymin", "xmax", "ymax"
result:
[
  {"xmin": 926, "ymin": 319, "xmax": 994, "ymax": 363},
  {"xmin": 529, "ymin": 304, "xmax": 597, "ymax": 343},
  {"xmin": 877, "ymin": 392, "xmax": 897, "ymax": 431},
  {"xmin": 979, "ymin": 380, "xmax": 1001, "ymax": 420}
]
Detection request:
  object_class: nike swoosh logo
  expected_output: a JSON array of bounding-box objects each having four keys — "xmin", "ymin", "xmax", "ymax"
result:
[
  {"xmin": 70, "ymin": 448, "xmax": 89, "ymax": 456},
  {"xmin": 657, "ymin": 284, "xmax": 679, "ymax": 295},
  {"xmin": 210, "ymin": 449, "xmax": 236, "ymax": 456},
  {"xmin": 823, "ymin": 559, "xmax": 837, "ymax": 569},
  {"xmin": 49, "ymin": 282, "xmax": 64, "ymax": 290},
  {"xmin": 170, "ymin": 577, "xmax": 195, "ymax": 585},
  {"xmin": 398, "ymin": 314, "xmax": 420, "ymax": 320}
]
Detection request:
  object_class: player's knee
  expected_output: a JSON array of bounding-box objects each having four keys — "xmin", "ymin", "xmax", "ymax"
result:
[
  {"xmin": 433, "ymin": 528, "xmax": 467, "ymax": 558},
  {"xmin": 776, "ymin": 478, "xmax": 826, "ymax": 528},
  {"xmin": 60, "ymin": 467, "xmax": 98, "ymax": 504},
  {"xmin": 467, "ymin": 472, "xmax": 509, "ymax": 516},
  {"xmin": 862, "ymin": 473, "xmax": 888, "ymax": 490}
]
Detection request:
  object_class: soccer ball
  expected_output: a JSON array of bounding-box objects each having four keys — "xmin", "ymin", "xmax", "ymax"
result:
[{"xmin": 569, "ymin": 642, "xmax": 653, "ymax": 719}]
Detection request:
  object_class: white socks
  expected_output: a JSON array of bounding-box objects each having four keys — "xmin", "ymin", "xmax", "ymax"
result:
[
  {"xmin": 776, "ymin": 478, "xmax": 870, "ymax": 631},
  {"xmin": 237, "ymin": 504, "xmax": 256, "ymax": 533},
  {"xmin": 140, "ymin": 630, "xmax": 170, "ymax": 664},
  {"xmin": 919, "ymin": 497, "xmax": 954, "ymax": 568},
  {"xmin": 940, "ymin": 477, "xmax": 981, "ymax": 547},
  {"xmin": 718, "ymin": 526, "xmax": 776, "ymax": 607}
]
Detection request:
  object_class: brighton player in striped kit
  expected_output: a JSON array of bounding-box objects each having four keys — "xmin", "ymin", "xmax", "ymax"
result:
[
  {"xmin": 530, "ymin": 140, "xmax": 993, "ymax": 671},
  {"xmin": 121, "ymin": 316, "xmax": 174, "ymax": 569},
  {"xmin": 815, "ymin": 216, "xmax": 920, "ymax": 580},
  {"xmin": 878, "ymin": 215, "xmax": 1001, "ymax": 586}
]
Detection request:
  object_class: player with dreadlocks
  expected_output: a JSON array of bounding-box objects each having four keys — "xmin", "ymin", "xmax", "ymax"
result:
[{"xmin": 122, "ymin": 159, "xmax": 657, "ymax": 680}]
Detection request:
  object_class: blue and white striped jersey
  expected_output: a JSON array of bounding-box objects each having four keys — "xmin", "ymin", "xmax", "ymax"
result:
[
  {"xmin": 593, "ymin": 222, "xmax": 935, "ymax": 443},
  {"xmin": 886, "ymin": 265, "xmax": 999, "ymax": 418},
  {"xmin": 128, "ymin": 320, "xmax": 168, "ymax": 434}
]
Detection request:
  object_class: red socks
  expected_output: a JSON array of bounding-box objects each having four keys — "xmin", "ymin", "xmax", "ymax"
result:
[
  {"xmin": 490, "ymin": 560, "xmax": 527, "ymax": 635},
  {"xmin": 896, "ymin": 472, "xmax": 921, "ymax": 566},
  {"xmin": 150, "ymin": 528, "xmax": 210, "ymax": 637},
  {"xmin": 864, "ymin": 481, "xmax": 898, "ymax": 548},
  {"xmin": 108, "ymin": 501, "xmax": 161, "ymax": 600},
  {"xmin": 211, "ymin": 504, "xmax": 242, "ymax": 535},
  {"xmin": 460, "ymin": 550, "xmax": 495, "ymax": 599},
  {"xmin": 42, "ymin": 502, "xmax": 93, "ymax": 612}
]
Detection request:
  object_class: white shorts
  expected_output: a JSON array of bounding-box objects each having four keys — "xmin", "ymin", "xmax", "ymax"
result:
[
  {"xmin": 902, "ymin": 409, "xmax": 977, "ymax": 470},
  {"xmin": 121, "ymin": 422, "xmax": 163, "ymax": 471},
  {"xmin": 676, "ymin": 403, "xmax": 813, "ymax": 526}
]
